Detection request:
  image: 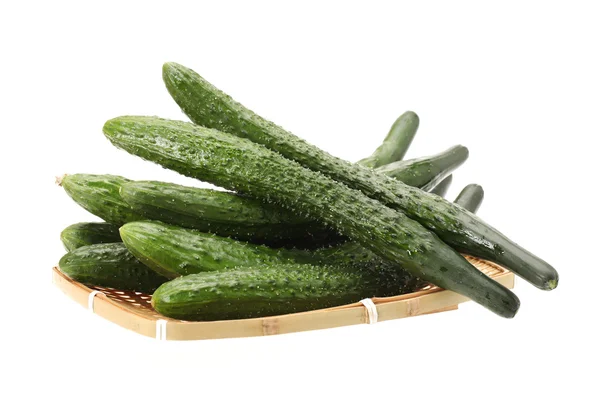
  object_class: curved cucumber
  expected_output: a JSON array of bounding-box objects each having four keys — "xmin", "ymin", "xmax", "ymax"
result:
[
  {"xmin": 104, "ymin": 116, "xmax": 520, "ymax": 318},
  {"xmin": 162, "ymin": 62, "xmax": 557, "ymax": 291},
  {"xmin": 429, "ymin": 175, "xmax": 453, "ymax": 197},
  {"xmin": 378, "ymin": 147, "xmax": 466, "ymax": 191},
  {"xmin": 120, "ymin": 180, "xmax": 339, "ymax": 247},
  {"xmin": 60, "ymin": 222, "xmax": 121, "ymax": 251},
  {"xmin": 58, "ymin": 243, "xmax": 169, "ymax": 293},
  {"xmin": 59, "ymin": 174, "xmax": 144, "ymax": 225},
  {"xmin": 455, "ymin": 184, "xmax": 484, "ymax": 214},
  {"xmin": 358, "ymin": 111, "xmax": 419, "ymax": 168},
  {"xmin": 120, "ymin": 221, "xmax": 422, "ymax": 291},
  {"xmin": 152, "ymin": 264, "xmax": 408, "ymax": 321},
  {"xmin": 120, "ymin": 221, "xmax": 313, "ymax": 279}
]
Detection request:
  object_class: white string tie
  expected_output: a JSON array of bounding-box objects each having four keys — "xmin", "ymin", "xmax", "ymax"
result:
[
  {"xmin": 359, "ymin": 298, "xmax": 378, "ymax": 324},
  {"xmin": 88, "ymin": 290, "xmax": 101, "ymax": 312},
  {"xmin": 156, "ymin": 319, "xmax": 167, "ymax": 340}
]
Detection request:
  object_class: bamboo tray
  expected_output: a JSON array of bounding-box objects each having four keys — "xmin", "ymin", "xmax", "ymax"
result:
[{"xmin": 52, "ymin": 256, "xmax": 514, "ymax": 341}]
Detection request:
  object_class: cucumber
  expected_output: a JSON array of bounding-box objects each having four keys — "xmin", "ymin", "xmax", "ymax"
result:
[
  {"xmin": 429, "ymin": 175, "xmax": 453, "ymax": 197},
  {"xmin": 358, "ymin": 111, "xmax": 419, "ymax": 168},
  {"xmin": 455, "ymin": 184, "xmax": 484, "ymax": 214},
  {"xmin": 60, "ymin": 222, "xmax": 121, "ymax": 251},
  {"xmin": 120, "ymin": 221, "xmax": 313, "ymax": 279},
  {"xmin": 151, "ymin": 264, "xmax": 410, "ymax": 321},
  {"xmin": 162, "ymin": 62, "xmax": 557, "ymax": 291},
  {"xmin": 58, "ymin": 174, "xmax": 144, "ymax": 225},
  {"xmin": 60, "ymin": 147, "xmax": 464, "ymax": 250},
  {"xmin": 120, "ymin": 191, "xmax": 483, "ymax": 283},
  {"xmin": 119, "ymin": 143, "xmax": 467, "ymax": 246},
  {"xmin": 58, "ymin": 243, "xmax": 169, "ymax": 293},
  {"xmin": 120, "ymin": 221, "xmax": 422, "ymax": 290},
  {"xmin": 119, "ymin": 180, "xmax": 339, "ymax": 248},
  {"xmin": 59, "ymin": 143, "xmax": 461, "ymax": 249},
  {"xmin": 377, "ymin": 147, "xmax": 466, "ymax": 191},
  {"xmin": 104, "ymin": 116, "xmax": 520, "ymax": 318}
]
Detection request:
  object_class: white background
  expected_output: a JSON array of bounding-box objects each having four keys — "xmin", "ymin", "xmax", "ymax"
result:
[{"xmin": 2, "ymin": 1, "xmax": 599, "ymax": 400}]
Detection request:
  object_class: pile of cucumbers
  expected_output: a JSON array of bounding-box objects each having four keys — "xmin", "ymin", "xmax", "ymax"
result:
[{"xmin": 57, "ymin": 62, "xmax": 558, "ymax": 321}]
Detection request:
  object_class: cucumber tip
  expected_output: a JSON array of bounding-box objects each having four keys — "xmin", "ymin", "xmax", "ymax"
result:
[{"xmin": 55, "ymin": 174, "xmax": 67, "ymax": 186}]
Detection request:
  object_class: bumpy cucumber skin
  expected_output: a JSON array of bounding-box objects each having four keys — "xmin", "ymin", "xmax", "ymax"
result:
[
  {"xmin": 429, "ymin": 175, "xmax": 453, "ymax": 197},
  {"xmin": 455, "ymin": 184, "xmax": 485, "ymax": 214},
  {"xmin": 60, "ymin": 222, "xmax": 121, "ymax": 251},
  {"xmin": 58, "ymin": 243, "xmax": 168, "ymax": 293},
  {"xmin": 377, "ymin": 146, "xmax": 467, "ymax": 191},
  {"xmin": 358, "ymin": 111, "xmax": 420, "ymax": 168},
  {"xmin": 60, "ymin": 174, "xmax": 145, "ymax": 225},
  {"xmin": 120, "ymin": 221, "xmax": 314, "ymax": 279},
  {"xmin": 162, "ymin": 62, "xmax": 557, "ymax": 291},
  {"xmin": 120, "ymin": 181, "xmax": 339, "ymax": 248},
  {"xmin": 120, "ymin": 221, "xmax": 422, "ymax": 291},
  {"xmin": 151, "ymin": 264, "xmax": 403, "ymax": 321},
  {"xmin": 104, "ymin": 116, "xmax": 519, "ymax": 318}
]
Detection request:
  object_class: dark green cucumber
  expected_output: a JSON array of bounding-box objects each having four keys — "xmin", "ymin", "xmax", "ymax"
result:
[
  {"xmin": 377, "ymin": 147, "xmax": 466, "ymax": 191},
  {"xmin": 358, "ymin": 111, "xmax": 419, "ymax": 168},
  {"xmin": 60, "ymin": 222, "xmax": 121, "ymax": 251},
  {"xmin": 162, "ymin": 62, "xmax": 557, "ymax": 291},
  {"xmin": 119, "ymin": 195, "xmax": 483, "ymax": 279},
  {"xmin": 119, "ymin": 221, "xmax": 423, "ymax": 292},
  {"xmin": 429, "ymin": 175, "xmax": 453, "ymax": 197},
  {"xmin": 120, "ymin": 221, "xmax": 313, "ymax": 279},
  {"xmin": 119, "ymin": 145, "xmax": 467, "ymax": 246},
  {"xmin": 152, "ymin": 264, "xmax": 409, "ymax": 321},
  {"xmin": 104, "ymin": 116, "xmax": 519, "ymax": 318},
  {"xmin": 59, "ymin": 174, "xmax": 144, "ymax": 225},
  {"xmin": 58, "ymin": 243, "xmax": 169, "ymax": 293},
  {"xmin": 455, "ymin": 184, "xmax": 484, "ymax": 214},
  {"xmin": 119, "ymin": 181, "xmax": 339, "ymax": 248}
]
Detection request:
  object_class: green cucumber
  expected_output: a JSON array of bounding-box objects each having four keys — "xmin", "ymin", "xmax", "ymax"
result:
[
  {"xmin": 58, "ymin": 243, "xmax": 169, "ymax": 293},
  {"xmin": 162, "ymin": 62, "xmax": 557, "ymax": 291},
  {"xmin": 58, "ymin": 174, "xmax": 144, "ymax": 225},
  {"xmin": 152, "ymin": 264, "xmax": 410, "ymax": 321},
  {"xmin": 104, "ymin": 116, "xmax": 520, "ymax": 318},
  {"xmin": 358, "ymin": 111, "xmax": 419, "ymax": 168},
  {"xmin": 455, "ymin": 184, "xmax": 484, "ymax": 214},
  {"xmin": 119, "ymin": 221, "xmax": 422, "ymax": 291},
  {"xmin": 60, "ymin": 222, "xmax": 121, "ymax": 251},
  {"xmin": 60, "ymin": 143, "xmax": 462, "ymax": 249},
  {"xmin": 119, "ymin": 143, "xmax": 467, "ymax": 245},
  {"xmin": 120, "ymin": 221, "xmax": 313, "ymax": 279},
  {"xmin": 119, "ymin": 180, "xmax": 339, "ymax": 248},
  {"xmin": 430, "ymin": 175, "xmax": 453, "ymax": 197},
  {"xmin": 377, "ymin": 147, "xmax": 466, "ymax": 191}
]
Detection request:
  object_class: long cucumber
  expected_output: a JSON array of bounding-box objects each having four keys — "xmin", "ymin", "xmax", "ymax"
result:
[
  {"xmin": 119, "ymin": 221, "xmax": 423, "ymax": 290},
  {"xmin": 119, "ymin": 180, "xmax": 339, "ymax": 248},
  {"xmin": 151, "ymin": 263, "xmax": 409, "ymax": 321},
  {"xmin": 358, "ymin": 111, "xmax": 419, "ymax": 168},
  {"xmin": 120, "ymin": 221, "xmax": 314, "ymax": 279},
  {"xmin": 59, "ymin": 155, "xmax": 467, "ymax": 250},
  {"xmin": 118, "ymin": 154, "xmax": 464, "ymax": 248},
  {"xmin": 119, "ymin": 188, "xmax": 485, "ymax": 279},
  {"xmin": 103, "ymin": 116, "xmax": 520, "ymax": 318},
  {"xmin": 162, "ymin": 62, "xmax": 557, "ymax": 291}
]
